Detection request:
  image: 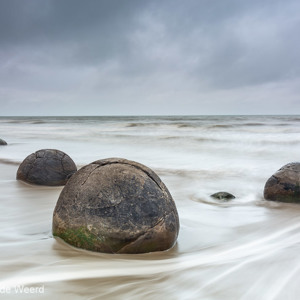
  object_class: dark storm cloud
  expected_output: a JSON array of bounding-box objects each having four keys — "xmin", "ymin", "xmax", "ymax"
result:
[
  {"xmin": 0, "ymin": 0, "xmax": 140, "ymax": 42},
  {"xmin": 0, "ymin": 0, "xmax": 299, "ymax": 115},
  {"xmin": 0, "ymin": 0, "xmax": 143, "ymax": 62}
]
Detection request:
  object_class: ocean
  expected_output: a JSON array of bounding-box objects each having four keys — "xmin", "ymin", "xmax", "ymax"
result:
[{"xmin": 1, "ymin": 115, "xmax": 300, "ymax": 299}]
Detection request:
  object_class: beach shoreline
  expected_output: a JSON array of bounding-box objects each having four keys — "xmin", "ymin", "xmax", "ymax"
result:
[{"xmin": 1, "ymin": 115, "xmax": 300, "ymax": 299}]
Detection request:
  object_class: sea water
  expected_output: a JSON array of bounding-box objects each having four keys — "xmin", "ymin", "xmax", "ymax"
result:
[{"xmin": 0, "ymin": 115, "xmax": 300, "ymax": 299}]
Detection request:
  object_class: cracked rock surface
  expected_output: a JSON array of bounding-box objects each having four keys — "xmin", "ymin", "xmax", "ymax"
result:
[
  {"xmin": 0, "ymin": 139, "xmax": 7, "ymax": 145},
  {"xmin": 17, "ymin": 149, "xmax": 77, "ymax": 186},
  {"xmin": 52, "ymin": 158, "xmax": 180, "ymax": 254},
  {"xmin": 264, "ymin": 162, "xmax": 300, "ymax": 203}
]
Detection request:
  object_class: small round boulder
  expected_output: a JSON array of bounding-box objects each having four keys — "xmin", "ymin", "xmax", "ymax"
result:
[
  {"xmin": 264, "ymin": 162, "xmax": 300, "ymax": 203},
  {"xmin": 52, "ymin": 158, "xmax": 180, "ymax": 254},
  {"xmin": 211, "ymin": 192, "xmax": 235, "ymax": 201},
  {"xmin": 0, "ymin": 139, "xmax": 7, "ymax": 145},
  {"xmin": 17, "ymin": 149, "xmax": 77, "ymax": 186}
]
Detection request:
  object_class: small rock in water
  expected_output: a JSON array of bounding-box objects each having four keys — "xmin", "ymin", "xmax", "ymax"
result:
[
  {"xmin": 52, "ymin": 157, "xmax": 180, "ymax": 254},
  {"xmin": 0, "ymin": 139, "xmax": 7, "ymax": 145},
  {"xmin": 17, "ymin": 149, "xmax": 77, "ymax": 186},
  {"xmin": 264, "ymin": 162, "xmax": 300, "ymax": 203},
  {"xmin": 210, "ymin": 192, "xmax": 235, "ymax": 201}
]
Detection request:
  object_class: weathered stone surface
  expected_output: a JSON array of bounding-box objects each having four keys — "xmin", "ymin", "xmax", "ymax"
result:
[
  {"xmin": 264, "ymin": 162, "xmax": 300, "ymax": 203},
  {"xmin": 52, "ymin": 158, "xmax": 180, "ymax": 254},
  {"xmin": 0, "ymin": 139, "xmax": 7, "ymax": 145},
  {"xmin": 210, "ymin": 192, "xmax": 235, "ymax": 200},
  {"xmin": 17, "ymin": 149, "xmax": 77, "ymax": 186}
]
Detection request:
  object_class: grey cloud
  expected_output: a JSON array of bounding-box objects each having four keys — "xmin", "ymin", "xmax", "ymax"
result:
[
  {"xmin": 0, "ymin": 0, "xmax": 299, "ymax": 115},
  {"xmin": 134, "ymin": 0, "xmax": 300, "ymax": 89}
]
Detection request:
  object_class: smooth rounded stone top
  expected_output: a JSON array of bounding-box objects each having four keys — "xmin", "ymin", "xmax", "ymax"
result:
[
  {"xmin": 53, "ymin": 158, "xmax": 180, "ymax": 254},
  {"xmin": 17, "ymin": 149, "xmax": 77, "ymax": 186},
  {"xmin": 264, "ymin": 162, "xmax": 300, "ymax": 203},
  {"xmin": 0, "ymin": 139, "xmax": 7, "ymax": 145},
  {"xmin": 210, "ymin": 192, "xmax": 235, "ymax": 201}
]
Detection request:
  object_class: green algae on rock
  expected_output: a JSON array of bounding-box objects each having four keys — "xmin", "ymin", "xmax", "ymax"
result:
[
  {"xmin": 17, "ymin": 149, "xmax": 77, "ymax": 186},
  {"xmin": 52, "ymin": 158, "xmax": 180, "ymax": 254}
]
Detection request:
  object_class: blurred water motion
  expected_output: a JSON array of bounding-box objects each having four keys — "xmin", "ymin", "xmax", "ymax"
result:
[{"xmin": 1, "ymin": 115, "xmax": 300, "ymax": 299}]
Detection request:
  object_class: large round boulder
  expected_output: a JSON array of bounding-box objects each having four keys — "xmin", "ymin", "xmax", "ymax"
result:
[
  {"xmin": 52, "ymin": 158, "xmax": 180, "ymax": 254},
  {"xmin": 0, "ymin": 138, "xmax": 7, "ymax": 145},
  {"xmin": 264, "ymin": 162, "xmax": 300, "ymax": 203},
  {"xmin": 17, "ymin": 149, "xmax": 77, "ymax": 186}
]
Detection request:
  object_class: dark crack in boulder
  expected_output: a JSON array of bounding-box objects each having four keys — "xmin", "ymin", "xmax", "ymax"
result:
[
  {"xmin": 211, "ymin": 191, "xmax": 235, "ymax": 201},
  {"xmin": 0, "ymin": 139, "xmax": 7, "ymax": 145},
  {"xmin": 52, "ymin": 158, "xmax": 180, "ymax": 254},
  {"xmin": 17, "ymin": 149, "xmax": 77, "ymax": 186},
  {"xmin": 264, "ymin": 162, "xmax": 300, "ymax": 203}
]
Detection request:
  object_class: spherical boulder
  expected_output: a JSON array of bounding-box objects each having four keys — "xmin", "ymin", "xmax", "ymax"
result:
[
  {"xmin": 264, "ymin": 162, "xmax": 300, "ymax": 203},
  {"xmin": 0, "ymin": 138, "xmax": 7, "ymax": 145},
  {"xmin": 211, "ymin": 191, "xmax": 235, "ymax": 201},
  {"xmin": 17, "ymin": 149, "xmax": 77, "ymax": 186},
  {"xmin": 52, "ymin": 158, "xmax": 180, "ymax": 254}
]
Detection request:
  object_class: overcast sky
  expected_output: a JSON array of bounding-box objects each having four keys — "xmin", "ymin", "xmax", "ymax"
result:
[{"xmin": 0, "ymin": 0, "xmax": 299, "ymax": 116}]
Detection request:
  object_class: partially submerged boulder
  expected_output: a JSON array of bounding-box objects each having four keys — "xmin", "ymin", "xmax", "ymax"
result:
[
  {"xmin": 17, "ymin": 149, "xmax": 77, "ymax": 186},
  {"xmin": 211, "ymin": 191, "xmax": 235, "ymax": 201},
  {"xmin": 53, "ymin": 158, "xmax": 180, "ymax": 254},
  {"xmin": 0, "ymin": 139, "xmax": 7, "ymax": 145},
  {"xmin": 264, "ymin": 162, "xmax": 300, "ymax": 203}
]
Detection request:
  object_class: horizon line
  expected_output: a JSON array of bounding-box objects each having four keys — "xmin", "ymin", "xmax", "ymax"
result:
[{"xmin": 1, "ymin": 113, "xmax": 300, "ymax": 118}]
